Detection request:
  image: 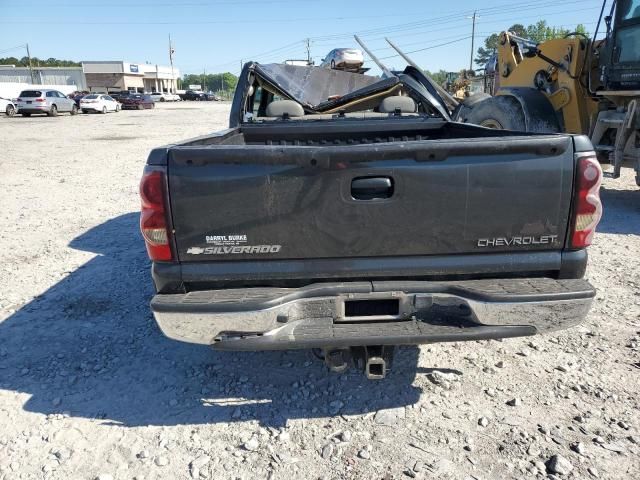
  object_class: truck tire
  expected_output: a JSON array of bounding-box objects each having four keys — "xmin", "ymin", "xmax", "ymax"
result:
[
  {"xmin": 452, "ymin": 93, "xmax": 492, "ymax": 122},
  {"xmin": 462, "ymin": 92, "xmax": 492, "ymax": 109},
  {"xmin": 464, "ymin": 95, "xmax": 526, "ymax": 131}
]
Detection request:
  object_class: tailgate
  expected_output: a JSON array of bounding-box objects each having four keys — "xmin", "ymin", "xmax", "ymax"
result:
[{"xmin": 167, "ymin": 135, "xmax": 574, "ymax": 262}]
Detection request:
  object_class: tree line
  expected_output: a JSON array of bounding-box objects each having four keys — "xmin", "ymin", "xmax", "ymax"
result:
[
  {"xmin": 181, "ymin": 72, "xmax": 238, "ymax": 93},
  {"xmin": 475, "ymin": 20, "xmax": 588, "ymax": 67},
  {"xmin": 0, "ymin": 56, "xmax": 81, "ymax": 67},
  {"xmin": 0, "ymin": 56, "xmax": 238, "ymax": 92}
]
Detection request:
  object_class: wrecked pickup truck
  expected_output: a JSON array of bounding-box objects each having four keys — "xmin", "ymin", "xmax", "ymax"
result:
[{"xmin": 140, "ymin": 62, "xmax": 602, "ymax": 378}]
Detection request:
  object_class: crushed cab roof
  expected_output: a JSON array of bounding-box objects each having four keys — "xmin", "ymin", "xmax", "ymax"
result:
[{"xmin": 253, "ymin": 63, "xmax": 397, "ymax": 110}]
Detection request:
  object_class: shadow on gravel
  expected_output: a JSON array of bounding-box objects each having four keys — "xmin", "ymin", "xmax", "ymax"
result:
[
  {"xmin": 598, "ymin": 187, "xmax": 640, "ymax": 235},
  {"xmin": 1, "ymin": 213, "xmax": 426, "ymax": 428}
]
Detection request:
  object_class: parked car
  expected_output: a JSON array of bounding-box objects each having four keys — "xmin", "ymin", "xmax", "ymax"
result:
[
  {"xmin": 0, "ymin": 96, "xmax": 16, "ymax": 116},
  {"xmin": 120, "ymin": 94, "xmax": 155, "ymax": 110},
  {"xmin": 320, "ymin": 48, "xmax": 364, "ymax": 71},
  {"xmin": 79, "ymin": 94, "xmax": 121, "ymax": 114},
  {"xmin": 204, "ymin": 92, "xmax": 221, "ymax": 101},
  {"xmin": 15, "ymin": 89, "xmax": 78, "ymax": 117},
  {"xmin": 108, "ymin": 91, "xmax": 134, "ymax": 103},
  {"xmin": 180, "ymin": 90, "xmax": 207, "ymax": 101},
  {"xmin": 150, "ymin": 92, "xmax": 180, "ymax": 102},
  {"xmin": 141, "ymin": 61, "xmax": 602, "ymax": 380}
]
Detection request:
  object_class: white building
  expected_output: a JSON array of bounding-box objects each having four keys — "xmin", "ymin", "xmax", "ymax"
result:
[
  {"xmin": 0, "ymin": 66, "xmax": 86, "ymax": 98},
  {"xmin": 0, "ymin": 65, "xmax": 86, "ymax": 88},
  {"xmin": 82, "ymin": 61, "xmax": 179, "ymax": 93}
]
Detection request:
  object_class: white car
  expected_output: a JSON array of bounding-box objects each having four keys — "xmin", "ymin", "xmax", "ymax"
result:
[
  {"xmin": 150, "ymin": 92, "xmax": 180, "ymax": 102},
  {"xmin": 0, "ymin": 96, "xmax": 16, "ymax": 116},
  {"xmin": 80, "ymin": 94, "xmax": 120, "ymax": 114},
  {"xmin": 320, "ymin": 48, "xmax": 364, "ymax": 71}
]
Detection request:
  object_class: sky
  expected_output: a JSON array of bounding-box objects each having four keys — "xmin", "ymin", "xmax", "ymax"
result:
[{"xmin": 0, "ymin": 0, "xmax": 607, "ymax": 76}]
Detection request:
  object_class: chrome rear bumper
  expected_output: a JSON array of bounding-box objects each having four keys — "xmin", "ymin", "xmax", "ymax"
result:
[{"xmin": 151, "ymin": 278, "xmax": 595, "ymax": 350}]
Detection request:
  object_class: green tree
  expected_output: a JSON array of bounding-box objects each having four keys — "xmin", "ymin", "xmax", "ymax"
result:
[
  {"xmin": 182, "ymin": 72, "xmax": 238, "ymax": 95},
  {"xmin": 424, "ymin": 69, "xmax": 448, "ymax": 85},
  {"xmin": 526, "ymin": 20, "xmax": 568, "ymax": 41},
  {"xmin": 475, "ymin": 21, "xmax": 589, "ymax": 66},
  {"xmin": 0, "ymin": 56, "xmax": 80, "ymax": 67},
  {"xmin": 475, "ymin": 24, "xmax": 526, "ymax": 67},
  {"xmin": 572, "ymin": 24, "xmax": 589, "ymax": 37},
  {"xmin": 525, "ymin": 20, "xmax": 591, "ymax": 42}
]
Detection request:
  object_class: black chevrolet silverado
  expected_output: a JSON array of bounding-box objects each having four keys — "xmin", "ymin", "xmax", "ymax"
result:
[{"xmin": 140, "ymin": 63, "xmax": 603, "ymax": 378}]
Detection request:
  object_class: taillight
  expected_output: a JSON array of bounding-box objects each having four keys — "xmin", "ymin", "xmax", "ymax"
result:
[
  {"xmin": 36, "ymin": 98, "xmax": 45, "ymax": 102},
  {"xmin": 140, "ymin": 168, "xmax": 173, "ymax": 261},
  {"xmin": 571, "ymin": 153, "xmax": 603, "ymax": 249}
]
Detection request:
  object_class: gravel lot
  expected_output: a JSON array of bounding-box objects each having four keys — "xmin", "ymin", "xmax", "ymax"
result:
[{"xmin": 1, "ymin": 101, "xmax": 639, "ymax": 480}]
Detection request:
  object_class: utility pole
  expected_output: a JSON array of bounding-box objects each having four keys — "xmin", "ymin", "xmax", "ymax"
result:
[
  {"xmin": 202, "ymin": 68, "xmax": 206, "ymax": 91},
  {"xmin": 468, "ymin": 10, "xmax": 478, "ymax": 71},
  {"xmin": 168, "ymin": 34, "xmax": 175, "ymax": 93},
  {"xmin": 26, "ymin": 43, "xmax": 35, "ymax": 84},
  {"xmin": 305, "ymin": 38, "xmax": 311, "ymax": 65}
]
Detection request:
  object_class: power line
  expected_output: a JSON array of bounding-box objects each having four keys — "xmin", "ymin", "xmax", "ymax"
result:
[
  {"xmin": 376, "ymin": 36, "xmax": 473, "ymax": 60},
  {"xmin": 369, "ymin": 21, "xmax": 596, "ymax": 53},
  {"xmin": 0, "ymin": 44, "xmax": 28, "ymax": 55},
  {"xmin": 190, "ymin": 0, "xmax": 599, "ymax": 68},
  {"xmin": 308, "ymin": 0, "xmax": 599, "ymax": 42},
  {"xmin": 0, "ymin": 0, "xmax": 600, "ymax": 27},
  {"xmin": 364, "ymin": 11, "xmax": 600, "ymax": 52},
  {"xmin": 12, "ymin": 0, "xmax": 323, "ymax": 6},
  {"xmin": 201, "ymin": 2, "xmax": 601, "ymax": 72},
  {"xmin": 332, "ymin": 4, "xmax": 601, "ymax": 57}
]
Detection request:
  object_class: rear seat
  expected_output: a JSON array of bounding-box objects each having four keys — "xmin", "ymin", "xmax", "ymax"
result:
[
  {"xmin": 265, "ymin": 100, "xmax": 304, "ymax": 117},
  {"xmin": 378, "ymin": 96, "xmax": 417, "ymax": 114}
]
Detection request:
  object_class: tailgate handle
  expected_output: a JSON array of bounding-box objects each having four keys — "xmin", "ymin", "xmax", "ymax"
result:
[{"xmin": 351, "ymin": 176, "xmax": 394, "ymax": 200}]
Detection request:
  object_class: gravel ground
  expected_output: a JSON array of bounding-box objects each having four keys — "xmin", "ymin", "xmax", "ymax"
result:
[{"xmin": 1, "ymin": 101, "xmax": 639, "ymax": 480}]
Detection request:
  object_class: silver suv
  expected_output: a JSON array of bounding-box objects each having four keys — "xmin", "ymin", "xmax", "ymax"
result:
[{"xmin": 16, "ymin": 89, "xmax": 78, "ymax": 117}]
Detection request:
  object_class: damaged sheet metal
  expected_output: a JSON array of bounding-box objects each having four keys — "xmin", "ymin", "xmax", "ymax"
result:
[
  {"xmin": 230, "ymin": 62, "xmax": 451, "ymax": 126},
  {"xmin": 253, "ymin": 63, "xmax": 391, "ymax": 110}
]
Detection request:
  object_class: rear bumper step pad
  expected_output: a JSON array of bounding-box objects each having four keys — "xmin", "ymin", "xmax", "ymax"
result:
[
  {"xmin": 150, "ymin": 278, "xmax": 595, "ymax": 350},
  {"xmin": 211, "ymin": 319, "xmax": 535, "ymax": 351}
]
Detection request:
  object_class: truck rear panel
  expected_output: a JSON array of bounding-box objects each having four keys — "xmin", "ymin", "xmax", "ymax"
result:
[{"xmin": 166, "ymin": 122, "xmax": 574, "ymax": 267}]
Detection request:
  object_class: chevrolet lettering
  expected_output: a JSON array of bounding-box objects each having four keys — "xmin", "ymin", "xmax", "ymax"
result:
[{"xmin": 477, "ymin": 235, "xmax": 559, "ymax": 248}]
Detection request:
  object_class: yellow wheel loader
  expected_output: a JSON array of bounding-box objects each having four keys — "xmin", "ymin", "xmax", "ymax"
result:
[{"xmin": 455, "ymin": 0, "xmax": 640, "ymax": 185}]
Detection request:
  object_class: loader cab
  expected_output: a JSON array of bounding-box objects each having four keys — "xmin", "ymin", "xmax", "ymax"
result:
[{"xmin": 603, "ymin": 0, "xmax": 640, "ymax": 89}]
